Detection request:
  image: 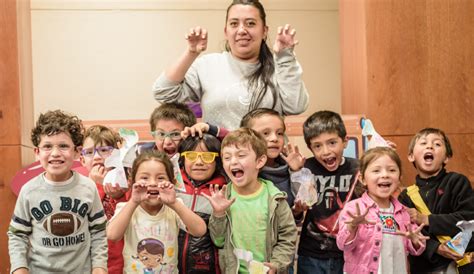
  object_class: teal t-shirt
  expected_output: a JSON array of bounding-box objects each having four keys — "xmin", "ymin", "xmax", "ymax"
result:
[{"xmin": 230, "ymin": 182, "xmax": 269, "ymax": 273}]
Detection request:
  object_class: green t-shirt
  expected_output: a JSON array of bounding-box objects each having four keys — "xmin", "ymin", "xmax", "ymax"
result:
[{"xmin": 230, "ymin": 182, "xmax": 269, "ymax": 273}]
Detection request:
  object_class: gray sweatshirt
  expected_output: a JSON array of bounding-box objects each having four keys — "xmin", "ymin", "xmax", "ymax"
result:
[
  {"xmin": 8, "ymin": 171, "xmax": 108, "ymax": 273},
  {"xmin": 153, "ymin": 48, "xmax": 309, "ymax": 130}
]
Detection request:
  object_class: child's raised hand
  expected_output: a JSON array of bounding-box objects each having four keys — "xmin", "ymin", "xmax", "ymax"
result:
[
  {"xmin": 202, "ymin": 184, "xmax": 235, "ymax": 217},
  {"xmin": 437, "ymin": 242, "xmax": 464, "ymax": 261},
  {"xmin": 185, "ymin": 26, "xmax": 208, "ymax": 54},
  {"xmin": 386, "ymin": 140, "xmax": 397, "ymax": 150},
  {"xmin": 103, "ymin": 183, "xmax": 127, "ymax": 200},
  {"xmin": 181, "ymin": 122, "xmax": 209, "ymax": 139},
  {"xmin": 345, "ymin": 203, "xmax": 376, "ymax": 230},
  {"xmin": 281, "ymin": 143, "xmax": 305, "ymax": 171},
  {"xmin": 273, "ymin": 24, "xmax": 298, "ymax": 53},
  {"xmin": 131, "ymin": 181, "xmax": 148, "ymax": 204},
  {"xmin": 89, "ymin": 164, "xmax": 108, "ymax": 184},
  {"xmin": 292, "ymin": 199, "xmax": 310, "ymax": 216},
  {"xmin": 157, "ymin": 181, "xmax": 176, "ymax": 206},
  {"xmin": 395, "ymin": 223, "xmax": 429, "ymax": 249},
  {"xmin": 407, "ymin": 208, "xmax": 429, "ymax": 226}
]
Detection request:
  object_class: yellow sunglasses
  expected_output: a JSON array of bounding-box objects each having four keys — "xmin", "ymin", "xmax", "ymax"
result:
[{"xmin": 181, "ymin": 151, "xmax": 219, "ymax": 164}]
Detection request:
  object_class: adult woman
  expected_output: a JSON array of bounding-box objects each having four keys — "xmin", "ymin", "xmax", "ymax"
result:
[{"xmin": 153, "ymin": 0, "xmax": 309, "ymax": 130}]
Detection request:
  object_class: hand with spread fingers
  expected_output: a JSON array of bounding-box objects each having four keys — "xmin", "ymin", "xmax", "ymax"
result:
[
  {"xmin": 202, "ymin": 184, "xmax": 235, "ymax": 217},
  {"xmin": 345, "ymin": 203, "xmax": 376, "ymax": 231},
  {"xmin": 395, "ymin": 223, "xmax": 429, "ymax": 249},
  {"xmin": 186, "ymin": 26, "xmax": 208, "ymax": 54},
  {"xmin": 273, "ymin": 24, "xmax": 299, "ymax": 53},
  {"xmin": 281, "ymin": 143, "xmax": 306, "ymax": 172}
]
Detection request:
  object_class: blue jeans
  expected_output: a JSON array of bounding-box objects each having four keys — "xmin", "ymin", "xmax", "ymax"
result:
[{"xmin": 296, "ymin": 256, "xmax": 344, "ymax": 274}]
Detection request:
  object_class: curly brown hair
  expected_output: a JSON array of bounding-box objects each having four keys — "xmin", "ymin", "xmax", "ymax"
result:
[{"xmin": 31, "ymin": 110, "xmax": 84, "ymax": 147}]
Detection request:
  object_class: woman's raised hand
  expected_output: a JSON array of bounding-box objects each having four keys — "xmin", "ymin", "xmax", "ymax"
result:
[
  {"xmin": 273, "ymin": 24, "xmax": 298, "ymax": 53},
  {"xmin": 186, "ymin": 26, "xmax": 208, "ymax": 54}
]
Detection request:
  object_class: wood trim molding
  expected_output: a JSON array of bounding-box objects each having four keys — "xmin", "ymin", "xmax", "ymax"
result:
[{"xmin": 31, "ymin": 0, "xmax": 338, "ymax": 11}]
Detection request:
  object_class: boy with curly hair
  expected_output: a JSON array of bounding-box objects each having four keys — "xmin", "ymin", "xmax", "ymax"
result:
[{"xmin": 8, "ymin": 110, "xmax": 108, "ymax": 274}]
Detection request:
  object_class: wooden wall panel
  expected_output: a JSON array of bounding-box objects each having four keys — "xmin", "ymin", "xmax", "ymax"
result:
[
  {"xmin": 341, "ymin": 0, "xmax": 474, "ymax": 184},
  {"xmin": 364, "ymin": 0, "xmax": 474, "ymax": 135},
  {"xmin": 0, "ymin": 147, "xmax": 21, "ymax": 273},
  {"xmin": 0, "ymin": 0, "xmax": 33, "ymax": 272}
]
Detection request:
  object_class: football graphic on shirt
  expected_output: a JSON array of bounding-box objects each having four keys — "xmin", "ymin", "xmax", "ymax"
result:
[{"xmin": 43, "ymin": 213, "xmax": 81, "ymax": 236}]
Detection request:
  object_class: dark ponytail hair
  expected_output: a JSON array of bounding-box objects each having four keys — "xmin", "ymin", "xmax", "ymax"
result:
[{"xmin": 225, "ymin": 0, "xmax": 277, "ymax": 111}]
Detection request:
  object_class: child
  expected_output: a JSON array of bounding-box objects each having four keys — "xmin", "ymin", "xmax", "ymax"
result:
[
  {"xmin": 144, "ymin": 102, "xmax": 198, "ymax": 157},
  {"xmin": 241, "ymin": 108, "xmax": 305, "ymax": 208},
  {"xmin": 8, "ymin": 110, "xmax": 108, "ymax": 273},
  {"xmin": 107, "ymin": 150, "xmax": 207, "ymax": 274},
  {"xmin": 177, "ymin": 134, "xmax": 227, "ymax": 273},
  {"xmin": 291, "ymin": 110, "xmax": 359, "ymax": 274},
  {"xmin": 205, "ymin": 128, "xmax": 297, "ymax": 273},
  {"xmin": 398, "ymin": 128, "xmax": 474, "ymax": 274},
  {"xmin": 337, "ymin": 147, "xmax": 427, "ymax": 273},
  {"xmin": 80, "ymin": 125, "xmax": 128, "ymax": 274}
]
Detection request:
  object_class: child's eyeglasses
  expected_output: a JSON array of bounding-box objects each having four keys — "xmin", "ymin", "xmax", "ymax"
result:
[
  {"xmin": 150, "ymin": 131, "xmax": 182, "ymax": 141},
  {"xmin": 81, "ymin": 146, "xmax": 114, "ymax": 158},
  {"xmin": 181, "ymin": 151, "xmax": 219, "ymax": 164},
  {"xmin": 38, "ymin": 144, "xmax": 73, "ymax": 152}
]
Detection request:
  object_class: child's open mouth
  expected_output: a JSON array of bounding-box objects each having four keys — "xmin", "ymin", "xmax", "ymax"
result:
[
  {"xmin": 377, "ymin": 182, "xmax": 392, "ymax": 189},
  {"xmin": 164, "ymin": 147, "xmax": 176, "ymax": 156},
  {"xmin": 48, "ymin": 160, "xmax": 64, "ymax": 166},
  {"xmin": 423, "ymin": 152, "xmax": 434, "ymax": 162},
  {"xmin": 231, "ymin": 168, "xmax": 244, "ymax": 178},
  {"xmin": 147, "ymin": 190, "xmax": 159, "ymax": 196},
  {"xmin": 323, "ymin": 157, "xmax": 337, "ymax": 168}
]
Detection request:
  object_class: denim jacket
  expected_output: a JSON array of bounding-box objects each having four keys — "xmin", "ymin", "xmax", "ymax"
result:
[
  {"xmin": 209, "ymin": 178, "xmax": 297, "ymax": 274},
  {"xmin": 336, "ymin": 193, "xmax": 425, "ymax": 274}
]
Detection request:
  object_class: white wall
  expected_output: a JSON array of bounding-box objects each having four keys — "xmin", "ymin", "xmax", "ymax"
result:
[{"xmin": 30, "ymin": 0, "xmax": 340, "ymax": 120}]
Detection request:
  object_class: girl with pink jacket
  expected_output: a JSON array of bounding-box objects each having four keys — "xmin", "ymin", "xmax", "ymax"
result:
[{"xmin": 337, "ymin": 147, "xmax": 428, "ymax": 274}]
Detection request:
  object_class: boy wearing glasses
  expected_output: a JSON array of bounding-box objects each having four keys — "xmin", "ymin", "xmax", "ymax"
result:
[
  {"xmin": 8, "ymin": 110, "xmax": 108, "ymax": 274},
  {"xmin": 80, "ymin": 125, "xmax": 128, "ymax": 274}
]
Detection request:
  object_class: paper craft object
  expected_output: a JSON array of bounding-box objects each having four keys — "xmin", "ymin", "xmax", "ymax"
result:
[
  {"xmin": 292, "ymin": 168, "xmax": 318, "ymax": 207},
  {"xmin": 447, "ymin": 220, "xmax": 474, "ymax": 256},
  {"xmin": 361, "ymin": 119, "xmax": 389, "ymax": 149},
  {"xmin": 103, "ymin": 128, "xmax": 139, "ymax": 188},
  {"xmin": 233, "ymin": 248, "xmax": 270, "ymax": 274},
  {"xmin": 170, "ymin": 153, "xmax": 186, "ymax": 192},
  {"xmin": 103, "ymin": 149, "xmax": 128, "ymax": 188}
]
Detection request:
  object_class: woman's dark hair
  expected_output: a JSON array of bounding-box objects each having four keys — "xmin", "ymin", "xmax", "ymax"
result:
[
  {"xmin": 225, "ymin": 0, "xmax": 276, "ymax": 111},
  {"xmin": 178, "ymin": 134, "xmax": 224, "ymax": 179}
]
